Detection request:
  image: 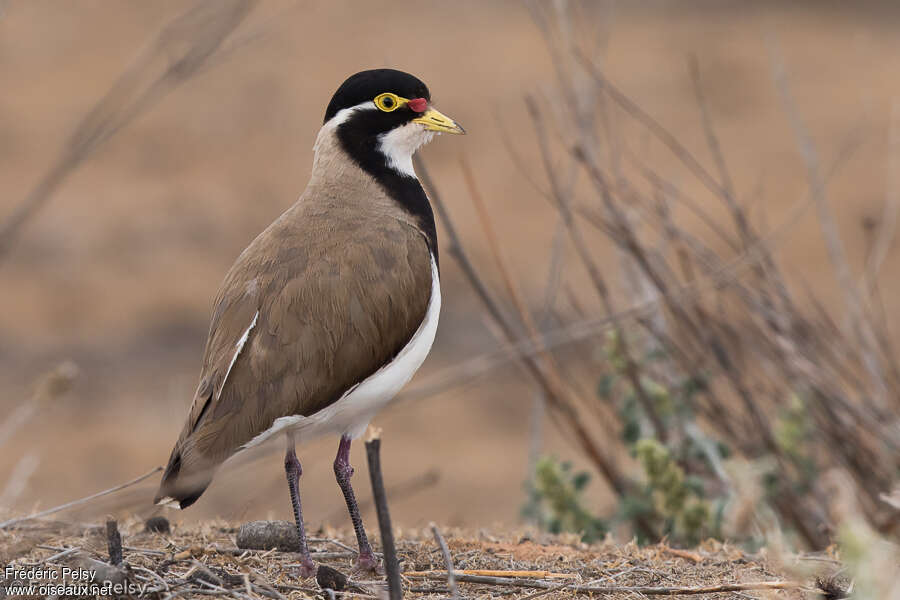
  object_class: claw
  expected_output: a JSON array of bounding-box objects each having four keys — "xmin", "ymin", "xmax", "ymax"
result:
[
  {"xmin": 353, "ymin": 551, "xmax": 382, "ymax": 575},
  {"xmin": 297, "ymin": 558, "xmax": 318, "ymax": 579}
]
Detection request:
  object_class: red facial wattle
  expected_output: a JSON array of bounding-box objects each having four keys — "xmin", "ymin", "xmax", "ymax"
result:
[{"xmin": 407, "ymin": 97, "xmax": 428, "ymax": 113}]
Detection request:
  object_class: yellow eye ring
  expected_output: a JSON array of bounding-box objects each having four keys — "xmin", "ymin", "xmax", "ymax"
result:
[{"xmin": 374, "ymin": 92, "xmax": 405, "ymax": 112}]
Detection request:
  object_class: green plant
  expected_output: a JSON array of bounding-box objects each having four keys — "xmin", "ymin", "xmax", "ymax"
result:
[{"xmin": 522, "ymin": 456, "xmax": 607, "ymax": 543}]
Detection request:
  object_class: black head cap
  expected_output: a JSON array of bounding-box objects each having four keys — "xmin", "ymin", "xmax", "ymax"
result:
[{"xmin": 324, "ymin": 69, "xmax": 430, "ymax": 123}]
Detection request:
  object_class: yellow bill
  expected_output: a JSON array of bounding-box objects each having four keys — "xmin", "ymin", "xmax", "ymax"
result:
[{"xmin": 413, "ymin": 107, "xmax": 465, "ymax": 134}]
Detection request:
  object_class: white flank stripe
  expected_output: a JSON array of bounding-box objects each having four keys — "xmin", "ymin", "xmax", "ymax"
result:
[
  {"xmin": 245, "ymin": 254, "xmax": 441, "ymax": 447},
  {"xmin": 219, "ymin": 311, "xmax": 258, "ymax": 400}
]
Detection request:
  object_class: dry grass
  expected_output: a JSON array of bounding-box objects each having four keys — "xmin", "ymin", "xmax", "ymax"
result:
[
  {"xmin": 1, "ymin": 518, "xmax": 827, "ymax": 599},
  {"xmin": 422, "ymin": 1, "xmax": 900, "ymax": 551}
]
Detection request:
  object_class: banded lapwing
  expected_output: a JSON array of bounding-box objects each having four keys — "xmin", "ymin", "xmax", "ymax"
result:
[{"xmin": 154, "ymin": 69, "xmax": 464, "ymax": 576}]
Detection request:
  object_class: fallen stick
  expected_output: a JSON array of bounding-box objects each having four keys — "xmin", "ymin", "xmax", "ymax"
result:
[
  {"xmin": 21, "ymin": 546, "xmax": 82, "ymax": 567},
  {"xmin": 214, "ymin": 546, "xmax": 354, "ymax": 560},
  {"xmin": 660, "ymin": 546, "xmax": 704, "ymax": 563},
  {"xmin": 407, "ymin": 573, "xmax": 801, "ymax": 595},
  {"xmin": 173, "ymin": 546, "xmax": 207, "ymax": 561},
  {"xmin": 404, "ymin": 570, "xmax": 578, "ymax": 579},
  {"xmin": 517, "ymin": 578, "xmax": 582, "ymax": 600}
]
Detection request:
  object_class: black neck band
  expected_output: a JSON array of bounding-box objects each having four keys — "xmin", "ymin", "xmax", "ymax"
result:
[{"xmin": 335, "ymin": 114, "xmax": 439, "ymax": 264}]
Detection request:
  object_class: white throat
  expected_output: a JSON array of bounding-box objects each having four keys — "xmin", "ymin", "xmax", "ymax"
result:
[{"xmin": 377, "ymin": 123, "xmax": 434, "ymax": 177}]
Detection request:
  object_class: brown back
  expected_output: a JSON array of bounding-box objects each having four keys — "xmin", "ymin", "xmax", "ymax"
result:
[{"xmin": 155, "ymin": 131, "xmax": 434, "ymax": 506}]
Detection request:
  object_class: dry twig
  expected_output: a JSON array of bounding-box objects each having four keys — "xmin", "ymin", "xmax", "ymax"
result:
[
  {"xmin": 106, "ymin": 518, "xmax": 123, "ymax": 566},
  {"xmin": 429, "ymin": 524, "xmax": 459, "ymax": 600},
  {"xmin": 365, "ymin": 434, "xmax": 401, "ymax": 600},
  {"xmin": 0, "ymin": 0, "xmax": 254, "ymax": 261},
  {"xmin": 0, "ymin": 465, "xmax": 163, "ymax": 529},
  {"xmin": 407, "ymin": 572, "xmax": 801, "ymax": 596}
]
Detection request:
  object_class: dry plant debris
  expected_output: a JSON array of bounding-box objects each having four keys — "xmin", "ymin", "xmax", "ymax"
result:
[{"xmin": 0, "ymin": 518, "xmax": 826, "ymax": 599}]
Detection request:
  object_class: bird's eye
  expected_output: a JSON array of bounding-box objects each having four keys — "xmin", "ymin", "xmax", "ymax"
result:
[{"xmin": 374, "ymin": 93, "xmax": 402, "ymax": 112}]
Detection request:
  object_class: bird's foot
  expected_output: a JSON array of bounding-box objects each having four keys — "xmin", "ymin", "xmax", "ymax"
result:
[
  {"xmin": 297, "ymin": 557, "xmax": 318, "ymax": 579},
  {"xmin": 353, "ymin": 550, "xmax": 382, "ymax": 575}
]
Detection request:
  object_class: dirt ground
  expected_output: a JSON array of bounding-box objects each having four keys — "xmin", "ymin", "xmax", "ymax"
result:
[
  {"xmin": 2, "ymin": 0, "xmax": 900, "ymax": 532},
  {"xmin": 1, "ymin": 518, "xmax": 831, "ymax": 599}
]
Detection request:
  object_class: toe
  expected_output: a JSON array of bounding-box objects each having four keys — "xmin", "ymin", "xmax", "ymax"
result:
[
  {"xmin": 354, "ymin": 553, "xmax": 382, "ymax": 575},
  {"xmin": 298, "ymin": 560, "xmax": 318, "ymax": 579}
]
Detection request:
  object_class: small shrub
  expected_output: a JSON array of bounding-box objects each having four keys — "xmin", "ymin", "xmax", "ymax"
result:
[{"xmin": 522, "ymin": 456, "xmax": 607, "ymax": 543}]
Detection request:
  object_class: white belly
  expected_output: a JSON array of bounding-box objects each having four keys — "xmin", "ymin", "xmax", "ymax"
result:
[{"xmin": 244, "ymin": 255, "xmax": 440, "ymax": 447}]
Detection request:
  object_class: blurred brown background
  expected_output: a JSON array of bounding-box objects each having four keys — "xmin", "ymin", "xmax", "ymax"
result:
[{"xmin": 2, "ymin": 0, "xmax": 899, "ymax": 530}]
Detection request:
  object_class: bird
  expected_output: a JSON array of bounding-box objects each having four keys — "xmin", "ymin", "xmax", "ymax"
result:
[{"xmin": 153, "ymin": 69, "xmax": 464, "ymax": 577}]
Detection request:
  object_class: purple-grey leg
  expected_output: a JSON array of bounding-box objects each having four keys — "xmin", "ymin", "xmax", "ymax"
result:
[
  {"xmin": 334, "ymin": 435, "xmax": 379, "ymax": 571},
  {"xmin": 284, "ymin": 433, "xmax": 317, "ymax": 578}
]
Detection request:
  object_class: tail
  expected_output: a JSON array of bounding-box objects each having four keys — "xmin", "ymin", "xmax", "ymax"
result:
[{"xmin": 153, "ymin": 440, "xmax": 217, "ymax": 509}]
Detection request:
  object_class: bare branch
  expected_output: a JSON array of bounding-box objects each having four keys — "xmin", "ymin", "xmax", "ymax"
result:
[
  {"xmin": 0, "ymin": 0, "xmax": 254, "ymax": 261},
  {"xmin": 0, "ymin": 466, "xmax": 163, "ymax": 529}
]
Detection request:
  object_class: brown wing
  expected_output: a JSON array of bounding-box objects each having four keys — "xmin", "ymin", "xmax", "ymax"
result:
[{"xmin": 155, "ymin": 204, "xmax": 433, "ymax": 507}]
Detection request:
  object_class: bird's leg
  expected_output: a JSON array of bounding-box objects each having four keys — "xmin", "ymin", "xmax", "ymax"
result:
[
  {"xmin": 284, "ymin": 433, "xmax": 316, "ymax": 578},
  {"xmin": 334, "ymin": 435, "xmax": 379, "ymax": 571}
]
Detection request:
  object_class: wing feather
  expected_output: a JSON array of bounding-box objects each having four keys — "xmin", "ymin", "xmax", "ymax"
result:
[{"xmin": 155, "ymin": 201, "xmax": 433, "ymax": 507}]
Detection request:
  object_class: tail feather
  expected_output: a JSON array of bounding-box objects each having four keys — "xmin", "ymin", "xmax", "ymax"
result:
[{"xmin": 154, "ymin": 444, "xmax": 216, "ymax": 509}]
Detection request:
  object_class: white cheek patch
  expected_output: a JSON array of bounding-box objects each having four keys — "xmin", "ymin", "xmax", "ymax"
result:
[{"xmin": 378, "ymin": 123, "xmax": 435, "ymax": 177}]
